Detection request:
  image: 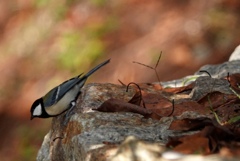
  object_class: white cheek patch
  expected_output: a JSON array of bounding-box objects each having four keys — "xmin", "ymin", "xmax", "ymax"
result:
[{"xmin": 33, "ymin": 104, "xmax": 42, "ymax": 116}]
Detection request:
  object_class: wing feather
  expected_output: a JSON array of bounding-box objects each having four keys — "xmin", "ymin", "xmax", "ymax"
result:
[{"xmin": 43, "ymin": 75, "xmax": 82, "ymax": 107}]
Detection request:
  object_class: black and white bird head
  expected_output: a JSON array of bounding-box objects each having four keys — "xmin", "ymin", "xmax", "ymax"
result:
[{"xmin": 30, "ymin": 98, "xmax": 46, "ymax": 119}]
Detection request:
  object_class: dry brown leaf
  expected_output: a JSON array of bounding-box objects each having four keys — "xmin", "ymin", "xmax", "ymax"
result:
[
  {"xmin": 128, "ymin": 90, "xmax": 142, "ymax": 106},
  {"xmin": 169, "ymin": 117, "xmax": 212, "ymax": 131},
  {"xmin": 198, "ymin": 92, "xmax": 237, "ymax": 109},
  {"xmin": 167, "ymin": 117, "xmax": 239, "ymax": 155},
  {"xmin": 225, "ymin": 73, "xmax": 240, "ymax": 93},
  {"xmin": 95, "ymin": 98, "xmax": 153, "ymax": 118},
  {"xmin": 173, "ymin": 135, "xmax": 210, "ymax": 154}
]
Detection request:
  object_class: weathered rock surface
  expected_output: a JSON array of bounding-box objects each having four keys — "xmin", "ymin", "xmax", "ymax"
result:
[
  {"xmin": 37, "ymin": 46, "xmax": 240, "ymax": 161},
  {"xmin": 37, "ymin": 83, "xmax": 175, "ymax": 161}
]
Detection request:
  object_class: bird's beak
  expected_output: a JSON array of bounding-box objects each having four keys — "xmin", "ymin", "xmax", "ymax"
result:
[{"xmin": 30, "ymin": 115, "xmax": 34, "ymax": 120}]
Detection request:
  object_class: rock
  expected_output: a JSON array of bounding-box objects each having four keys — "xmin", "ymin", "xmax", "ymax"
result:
[
  {"xmin": 37, "ymin": 45, "xmax": 240, "ymax": 161},
  {"xmin": 109, "ymin": 136, "xmax": 165, "ymax": 161},
  {"xmin": 36, "ymin": 83, "xmax": 175, "ymax": 161},
  {"xmin": 50, "ymin": 112, "xmax": 170, "ymax": 161},
  {"xmin": 194, "ymin": 60, "xmax": 240, "ymax": 79},
  {"xmin": 229, "ymin": 45, "xmax": 240, "ymax": 61},
  {"xmin": 190, "ymin": 76, "xmax": 233, "ymax": 101},
  {"xmin": 36, "ymin": 133, "xmax": 51, "ymax": 161},
  {"xmin": 106, "ymin": 136, "xmax": 239, "ymax": 161}
]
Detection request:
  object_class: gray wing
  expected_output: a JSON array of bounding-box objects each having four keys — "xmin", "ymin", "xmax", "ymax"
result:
[
  {"xmin": 43, "ymin": 59, "xmax": 110, "ymax": 107},
  {"xmin": 43, "ymin": 75, "xmax": 82, "ymax": 107}
]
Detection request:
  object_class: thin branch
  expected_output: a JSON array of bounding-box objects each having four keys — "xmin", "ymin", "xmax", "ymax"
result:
[
  {"xmin": 52, "ymin": 136, "xmax": 63, "ymax": 142},
  {"xmin": 133, "ymin": 52, "xmax": 162, "ymax": 83},
  {"xmin": 167, "ymin": 99, "xmax": 175, "ymax": 117},
  {"xmin": 118, "ymin": 79, "xmax": 126, "ymax": 86},
  {"xmin": 132, "ymin": 61, "xmax": 154, "ymax": 69},
  {"xmin": 155, "ymin": 51, "xmax": 162, "ymax": 69},
  {"xmin": 199, "ymin": 70, "xmax": 212, "ymax": 78},
  {"xmin": 126, "ymin": 82, "xmax": 146, "ymax": 108}
]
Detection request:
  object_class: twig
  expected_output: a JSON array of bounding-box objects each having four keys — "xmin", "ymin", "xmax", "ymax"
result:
[
  {"xmin": 133, "ymin": 52, "xmax": 162, "ymax": 83},
  {"xmin": 199, "ymin": 70, "xmax": 212, "ymax": 77},
  {"xmin": 126, "ymin": 82, "xmax": 146, "ymax": 108},
  {"xmin": 118, "ymin": 79, "xmax": 126, "ymax": 86},
  {"xmin": 167, "ymin": 99, "xmax": 175, "ymax": 116},
  {"xmin": 52, "ymin": 136, "xmax": 63, "ymax": 142}
]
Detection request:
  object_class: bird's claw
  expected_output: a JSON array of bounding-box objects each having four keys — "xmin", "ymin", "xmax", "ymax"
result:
[{"xmin": 63, "ymin": 101, "xmax": 76, "ymax": 125}]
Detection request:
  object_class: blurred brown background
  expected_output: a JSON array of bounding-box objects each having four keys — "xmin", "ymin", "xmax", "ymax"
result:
[{"xmin": 0, "ymin": 0, "xmax": 240, "ymax": 160}]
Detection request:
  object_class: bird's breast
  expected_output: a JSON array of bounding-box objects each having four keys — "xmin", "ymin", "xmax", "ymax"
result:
[{"xmin": 45, "ymin": 85, "xmax": 80, "ymax": 116}]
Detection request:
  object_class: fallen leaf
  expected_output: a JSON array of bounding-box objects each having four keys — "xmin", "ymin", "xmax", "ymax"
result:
[
  {"xmin": 226, "ymin": 73, "xmax": 240, "ymax": 92},
  {"xmin": 198, "ymin": 92, "xmax": 237, "ymax": 109},
  {"xmin": 173, "ymin": 134, "xmax": 210, "ymax": 154},
  {"xmin": 169, "ymin": 117, "xmax": 212, "ymax": 131},
  {"xmin": 142, "ymin": 92, "xmax": 172, "ymax": 110},
  {"xmin": 128, "ymin": 90, "xmax": 142, "ymax": 106},
  {"xmin": 167, "ymin": 117, "xmax": 239, "ymax": 155},
  {"xmin": 153, "ymin": 100, "xmax": 207, "ymax": 117},
  {"xmin": 95, "ymin": 98, "xmax": 152, "ymax": 118}
]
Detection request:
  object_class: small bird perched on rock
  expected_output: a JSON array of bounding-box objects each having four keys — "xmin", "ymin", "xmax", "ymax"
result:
[{"xmin": 30, "ymin": 59, "xmax": 110, "ymax": 120}]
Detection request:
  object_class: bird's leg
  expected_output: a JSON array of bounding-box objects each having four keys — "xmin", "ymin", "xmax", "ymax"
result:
[
  {"xmin": 67, "ymin": 101, "xmax": 76, "ymax": 117},
  {"xmin": 63, "ymin": 91, "xmax": 81, "ymax": 125},
  {"xmin": 63, "ymin": 101, "xmax": 76, "ymax": 125}
]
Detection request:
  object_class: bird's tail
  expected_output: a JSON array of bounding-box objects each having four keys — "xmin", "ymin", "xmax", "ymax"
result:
[
  {"xmin": 84, "ymin": 59, "xmax": 110, "ymax": 77},
  {"xmin": 76, "ymin": 59, "xmax": 110, "ymax": 88}
]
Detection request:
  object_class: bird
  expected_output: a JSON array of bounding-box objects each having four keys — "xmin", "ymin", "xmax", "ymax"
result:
[{"xmin": 30, "ymin": 59, "xmax": 110, "ymax": 120}]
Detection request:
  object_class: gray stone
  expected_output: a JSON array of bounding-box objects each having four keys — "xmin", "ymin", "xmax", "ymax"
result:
[
  {"xmin": 36, "ymin": 83, "xmax": 174, "ymax": 161},
  {"xmin": 195, "ymin": 60, "xmax": 240, "ymax": 79},
  {"xmin": 190, "ymin": 76, "xmax": 233, "ymax": 101},
  {"xmin": 229, "ymin": 45, "xmax": 240, "ymax": 61},
  {"xmin": 37, "ymin": 45, "xmax": 240, "ymax": 161},
  {"xmin": 36, "ymin": 133, "xmax": 51, "ymax": 161}
]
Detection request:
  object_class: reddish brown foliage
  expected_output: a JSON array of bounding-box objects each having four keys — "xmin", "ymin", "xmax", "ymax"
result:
[{"xmin": 95, "ymin": 73, "xmax": 240, "ymax": 156}]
